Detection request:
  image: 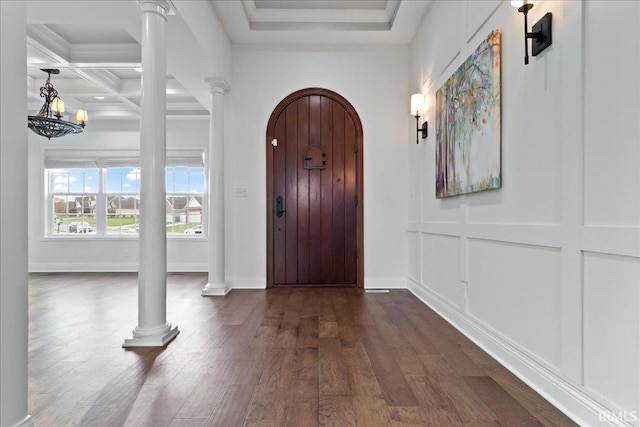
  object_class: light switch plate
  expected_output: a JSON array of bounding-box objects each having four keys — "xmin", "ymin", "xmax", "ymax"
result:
[{"xmin": 234, "ymin": 187, "xmax": 248, "ymax": 197}]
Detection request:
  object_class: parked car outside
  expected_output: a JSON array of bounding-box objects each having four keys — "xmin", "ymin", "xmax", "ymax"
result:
[
  {"xmin": 68, "ymin": 221, "xmax": 94, "ymax": 233},
  {"xmin": 184, "ymin": 225, "xmax": 202, "ymax": 235}
]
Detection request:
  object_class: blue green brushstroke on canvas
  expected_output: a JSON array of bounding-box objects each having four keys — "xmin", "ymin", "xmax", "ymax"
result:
[{"xmin": 436, "ymin": 29, "xmax": 501, "ymax": 198}]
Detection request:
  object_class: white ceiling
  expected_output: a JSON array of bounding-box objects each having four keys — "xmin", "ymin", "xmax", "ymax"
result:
[
  {"xmin": 26, "ymin": 0, "xmax": 430, "ymax": 122},
  {"xmin": 26, "ymin": 21, "xmax": 205, "ymax": 122},
  {"xmin": 211, "ymin": 0, "xmax": 430, "ymax": 44}
]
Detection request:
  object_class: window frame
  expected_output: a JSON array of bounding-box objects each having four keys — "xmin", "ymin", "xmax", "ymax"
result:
[
  {"xmin": 165, "ymin": 166, "xmax": 206, "ymax": 235},
  {"xmin": 43, "ymin": 148, "xmax": 207, "ymax": 239}
]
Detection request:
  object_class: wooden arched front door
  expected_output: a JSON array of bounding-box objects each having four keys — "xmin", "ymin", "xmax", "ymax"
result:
[{"xmin": 266, "ymin": 88, "xmax": 363, "ymax": 288}]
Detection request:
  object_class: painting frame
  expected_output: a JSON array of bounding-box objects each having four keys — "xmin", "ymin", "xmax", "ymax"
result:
[{"xmin": 435, "ymin": 29, "xmax": 501, "ymax": 199}]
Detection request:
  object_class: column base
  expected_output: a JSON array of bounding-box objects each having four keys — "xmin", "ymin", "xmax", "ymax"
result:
[
  {"xmin": 201, "ymin": 282, "xmax": 231, "ymax": 296},
  {"xmin": 11, "ymin": 415, "xmax": 34, "ymax": 427},
  {"xmin": 122, "ymin": 324, "xmax": 179, "ymax": 348}
]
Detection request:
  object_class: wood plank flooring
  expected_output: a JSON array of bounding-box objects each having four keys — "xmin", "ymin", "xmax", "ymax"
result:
[{"xmin": 28, "ymin": 273, "xmax": 577, "ymax": 427}]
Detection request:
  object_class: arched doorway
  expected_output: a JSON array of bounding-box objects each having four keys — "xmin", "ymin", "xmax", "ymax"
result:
[{"xmin": 266, "ymin": 88, "xmax": 364, "ymax": 287}]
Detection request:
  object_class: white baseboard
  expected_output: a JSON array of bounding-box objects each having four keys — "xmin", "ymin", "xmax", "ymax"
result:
[
  {"xmin": 29, "ymin": 262, "xmax": 207, "ymax": 273},
  {"xmin": 25, "ymin": 271, "xmax": 406, "ymax": 291},
  {"xmin": 407, "ymin": 278, "xmax": 633, "ymax": 427},
  {"xmin": 364, "ymin": 276, "xmax": 407, "ymax": 289},
  {"xmin": 228, "ymin": 277, "xmax": 266, "ymax": 289}
]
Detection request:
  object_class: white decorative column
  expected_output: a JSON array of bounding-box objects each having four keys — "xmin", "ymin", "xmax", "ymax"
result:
[
  {"xmin": 202, "ymin": 78, "xmax": 231, "ymax": 296},
  {"xmin": 123, "ymin": 0, "xmax": 179, "ymax": 347},
  {"xmin": 1, "ymin": 2, "xmax": 32, "ymax": 426}
]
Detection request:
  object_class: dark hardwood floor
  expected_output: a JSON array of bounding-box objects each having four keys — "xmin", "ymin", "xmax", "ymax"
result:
[{"xmin": 28, "ymin": 273, "xmax": 577, "ymax": 427}]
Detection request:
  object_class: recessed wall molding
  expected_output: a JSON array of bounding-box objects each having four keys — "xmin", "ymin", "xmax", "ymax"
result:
[
  {"xmin": 423, "ymin": 277, "xmax": 563, "ymax": 374},
  {"xmin": 437, "ymin": 50, "xmax": 461, "ymax": 79},
  {"xmin": 409, "ymin": 0, "xmax": 638, "ymax": 424},
  {"xmin": 465, "ymin": 0, "xmax": 502, "ymax": 44},
  {"xmin": 408, "ymin": 222, "xmax": 562, "ymax": 249},
  {"xmin": 581, "ymin": 226, "xmax": 640, "ymax": 258}
]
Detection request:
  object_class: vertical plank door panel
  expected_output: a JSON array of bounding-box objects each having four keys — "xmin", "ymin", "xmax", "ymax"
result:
[
  {"xmin": 284, "ymin": 102, "xmax": 299, "ymax": 283},
  {"xmin": 331, "ymin": 105, "xmax": 346, "ymax": 284},
  {"xmin": 343, "ymin": 114, "xmax": 358, "ymax": 285},
  {"xmin": 296, "ymin": 97, "xmax": 310, "ymax": 284},
  {"xmin": 319, "ymin": 97, "xmax": 334, "ymax": 283},
  {"xmin": 309, "ymin": 95, "xmax": 323, "ymax": 282},
  {"xmin": 270, "ymin": 90, "xmax": 360, "ymax": 287}
]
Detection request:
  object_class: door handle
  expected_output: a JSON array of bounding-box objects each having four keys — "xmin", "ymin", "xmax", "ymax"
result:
[{"xmin": 276, "ymin": 196, "xmax": 286, "ymax": 218}]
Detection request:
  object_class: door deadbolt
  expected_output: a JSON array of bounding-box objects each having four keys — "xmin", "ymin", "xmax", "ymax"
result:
[{"xmin": 276, "ymin": 196, "xmax": 286, "ymax": 218}]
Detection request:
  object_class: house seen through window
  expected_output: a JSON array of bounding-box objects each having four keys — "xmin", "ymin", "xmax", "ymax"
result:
[{"xmin": 47, "ymin": 151, "xmax": 205, "ymax": 237}]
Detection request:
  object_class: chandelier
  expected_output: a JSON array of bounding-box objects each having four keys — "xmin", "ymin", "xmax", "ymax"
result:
[{"xmin": 28, "ymin": 69, "xmax": 87, "ymax": 140}]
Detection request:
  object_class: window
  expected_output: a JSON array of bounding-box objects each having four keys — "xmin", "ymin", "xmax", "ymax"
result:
[
  {"xmin": 45, "ymin": 149, "xmax": 205, "ymax": 237},
  {"xmin": 51, "ymin": 168, "xmax": 98, "ymax": 234},
  {"xmin": 165, "ymin": 167, "xmax": 205, "ymax": 234},
  {"xmin": 105, "ymin": 167, "xmax": 141, "ymax": 235}
]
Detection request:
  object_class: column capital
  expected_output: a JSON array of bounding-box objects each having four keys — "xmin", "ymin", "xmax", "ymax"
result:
[
  {"xmin": 137, "ymin": 0, "xmax": 175, "ymax": 17},
  {"xmin": 205, "ymin": 77, "xmax": 231, "ymax": 94}
]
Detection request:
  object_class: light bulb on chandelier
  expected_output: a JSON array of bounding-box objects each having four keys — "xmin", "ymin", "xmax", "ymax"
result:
[{"xmin": 27, "ymin": 69, "xmax": 88, "ymax": 140}]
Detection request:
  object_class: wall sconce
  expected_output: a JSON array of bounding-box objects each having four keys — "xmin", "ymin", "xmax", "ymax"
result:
[
  {"xmin": 512, "ymin": 0, "xmax": 552, "ymax": 65},
  {"xmin": 410, "ymin": 93, "xmax": 427, "ymax": 144}
]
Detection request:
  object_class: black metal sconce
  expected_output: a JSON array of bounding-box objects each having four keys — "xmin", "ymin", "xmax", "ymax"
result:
[
  {"xmin": 512, "ymin": 0, "xmax": 552, "ymax": 65},
  {"xmin": 410, "ymin": 93, "xmax": 427, "ymax": 144}
]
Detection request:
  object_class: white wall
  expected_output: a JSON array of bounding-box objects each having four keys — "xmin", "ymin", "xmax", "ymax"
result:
[
  {"xmin": 28, "ymin": 119, "xmax": 210, "ymax": 272},
  {"xmin": 26, "ymin": 32, "xmax": 411, "ymax": 290},
  {"xmin": 408, "ymin": 1, "xmax": 639, "ymax": 426},
  {"xmin": 582, "ymin": 1, "xmax": 640, "ymax": 421},
  {"xmin": 226, "ymin": 45, "xmax": 409, "ymax": 288},
  {"xmin": 1, "ymin": 2, "xmax": 32, "ymax": 426},
  {"xmin": 24, "ymin": 0, "xmax": 234, "ymax": 274}
]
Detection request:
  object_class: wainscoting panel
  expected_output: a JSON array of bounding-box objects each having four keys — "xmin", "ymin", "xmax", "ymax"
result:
[
  {"xmin": 583, "ymin": 252, "xmax": 640, "ymax": 416},
  {"xmin": 467, "ymin": 239, "xmax": 563, "ymax": 371},
  {"xmin": 583, "ymin": 0, "xmax": 640, "ymax": 229},
  {"xmin": 407, "ymin": 231, "xmax": 420, "ymax": 283},
  {"xmin": 409, "ymin": 1, "xmax": 639, "ymax": 425},
  {"xmin": 421, "ymin": 232, "xmax": 461, "ymax": 308}
]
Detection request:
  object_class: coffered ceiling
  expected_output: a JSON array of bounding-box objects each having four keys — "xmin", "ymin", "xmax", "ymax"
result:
[
  {"xmin": 25, "ymin": 0, "xmax": 430, "ymax": 122},
  {"xmin": 27, "ymin": 20, "xmax": 206, "ymax": 122}
]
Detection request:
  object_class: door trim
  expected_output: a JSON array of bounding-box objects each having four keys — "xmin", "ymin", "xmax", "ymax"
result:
[{"xmin": 266, "ymin": 88, "xmax": 364, "ymax": 288}]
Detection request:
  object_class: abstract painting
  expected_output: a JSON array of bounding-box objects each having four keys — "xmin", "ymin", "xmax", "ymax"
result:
[{"xmin": 435, "ymin": 29, "xmax": 501, "ymax": 198}]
